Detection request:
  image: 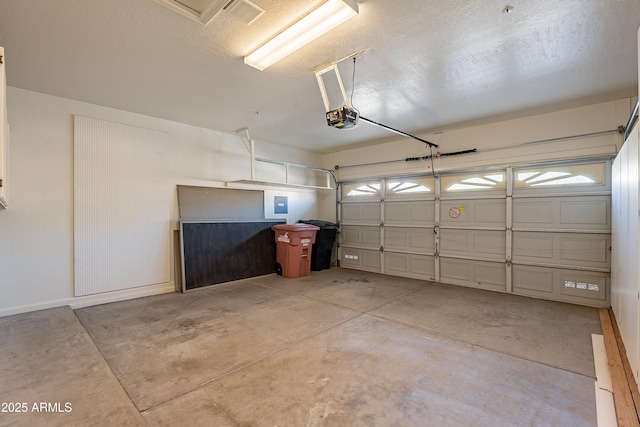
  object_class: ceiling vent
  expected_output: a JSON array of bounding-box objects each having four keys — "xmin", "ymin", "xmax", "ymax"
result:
[
  {"xmin": 153, "ymin": 0, "xmax": 230, "ymax": 26},
  {"xmin": 226, "ymin": 0, "xmax": 264, "ymax": 25}
]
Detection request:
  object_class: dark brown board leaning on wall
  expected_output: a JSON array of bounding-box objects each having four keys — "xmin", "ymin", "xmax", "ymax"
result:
[{"xmin": 180, "ymin": 220, "xmax": 285, "ymax": 291}]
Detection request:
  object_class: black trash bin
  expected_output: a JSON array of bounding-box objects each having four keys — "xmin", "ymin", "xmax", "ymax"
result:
[{"xmin": 297, "ymin": 220, "xmax": 338, "ymax": 271}]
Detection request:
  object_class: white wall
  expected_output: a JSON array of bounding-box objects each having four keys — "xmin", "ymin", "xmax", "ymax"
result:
[
  {"xmin": 611, "ymin": 122, "xmax": 640, "ymax": 382},
  {"xmin": 610, "ymin": 27, "xmax": 640, "ymax": 382},
  {"xmin": 0, "ymin": 87, "xmax": 326, "ymax": 316}
]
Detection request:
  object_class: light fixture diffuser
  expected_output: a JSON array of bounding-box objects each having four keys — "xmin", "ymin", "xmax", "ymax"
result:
[{"xmin": 244, "ymin": 0, "xmax": 359, "ymax": 71}]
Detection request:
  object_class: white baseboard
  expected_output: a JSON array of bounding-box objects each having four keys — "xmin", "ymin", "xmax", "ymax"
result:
[{"xmin": 0, "ymin": 282, "xmax": 176, "ymax": 318}]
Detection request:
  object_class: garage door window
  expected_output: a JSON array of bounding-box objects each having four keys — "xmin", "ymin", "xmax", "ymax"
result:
[
  {"xmin": 343, "ymin": 181, "xmax": 382, "ymax": 198},
  {"xmin": 386, "ymin": 177, "xmax": 434, "ymax": 196},
  {"xmin": 441, "ymin": 172, "xmax": 506, "ymax": 192},
  {"xmin": 565, "ymin": 280, "xmax": 600, "ymax": 292},
  {"xmin": 515, "ymin": 163, "xmax": 604, "ymax": 189}
]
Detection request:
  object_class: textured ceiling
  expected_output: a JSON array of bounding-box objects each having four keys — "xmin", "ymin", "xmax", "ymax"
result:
[{"xmin": 0, "ymin": 0, "xmax": 639, "ymax": 153}]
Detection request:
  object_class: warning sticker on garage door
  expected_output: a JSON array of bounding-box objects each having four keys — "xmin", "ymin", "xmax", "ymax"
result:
[{"xmin": 449, "ymin": 206, "xmax": 466, "ymax": 218}]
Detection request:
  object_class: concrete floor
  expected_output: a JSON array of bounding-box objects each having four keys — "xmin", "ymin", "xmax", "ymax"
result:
[{"xmin": 0, "ymin": 268, "xmax": 601, "ymax": 426}]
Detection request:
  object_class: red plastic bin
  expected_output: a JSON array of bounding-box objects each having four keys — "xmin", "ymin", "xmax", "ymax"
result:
[{"xmin": 271, "ymin": 224, "xmax": 320, "ymax": 278}]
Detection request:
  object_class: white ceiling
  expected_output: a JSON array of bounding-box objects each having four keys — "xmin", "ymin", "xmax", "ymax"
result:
[{"xmin": 0, "ymin": 0, "xmax": 638, "ymax": 153}]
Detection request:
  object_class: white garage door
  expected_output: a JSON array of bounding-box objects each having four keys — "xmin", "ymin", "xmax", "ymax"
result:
[
  {"xmin": 439, "ymin": 171, "xmax": 508, "ymax": 292},
  {"xmin": 510, "ymin": 162, "xmax": 611, "ymax": 306},
  {"xmin": 340, "ymin": 177, "xmax": 436, "ymax": 280},
  {"xmin": 338, "ymin": 160, "xmax": 611, "ymax": 307}
]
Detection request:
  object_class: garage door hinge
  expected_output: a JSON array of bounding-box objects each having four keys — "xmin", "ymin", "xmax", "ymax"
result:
[
  {"xmin": 380, "ymin": 221, "xmax": 384, "ymax": 228},
  {"xmin": 0, "ymin": 55, "xmax": 3, "ymax": 64},
  {"xmin": 380, "ymin": 246, "xmax": 384, "ymax": 253}
]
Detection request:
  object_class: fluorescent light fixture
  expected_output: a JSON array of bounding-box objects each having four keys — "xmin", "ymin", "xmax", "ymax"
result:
[{"xmin": 244, "ymin": 0, "xmax": 359, "ymax": 71}]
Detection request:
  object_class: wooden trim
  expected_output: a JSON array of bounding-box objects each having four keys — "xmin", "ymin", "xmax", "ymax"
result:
[
  {"xmin": 609, "ymin": 309, "xmax": 640, "ymax": 417},
  {"xmin": 599, "ymin": 307, "xmax": 640, "ymax": 427}
]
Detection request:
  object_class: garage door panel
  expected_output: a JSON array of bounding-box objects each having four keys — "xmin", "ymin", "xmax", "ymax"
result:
[
  {"xmin": 512, "ymin": 232, "xmax": 610, "ymax": 269},
  {"xmin": 513, "ymin": 196, "xmax": 610, "ymax": 230},
  {"xmin": 512, "ymin": 265, "xmax": 554, "ymax": 293},
  {"xmin": 513, "ymin": 202, "xmax": 554, "ymax": 225},
  {"xmin": 384, "ymin": 253, "xmax": 435, "ymax": 279},
  {"xmin": 560, "ymin": 237, "xmax": 608, "ymax": 264},
  {"xmin": 385, "ymin": 227, "xmax": 434, "ymax": 253},
  {"xmin": 440, "ymin": 230, "xmax": 469, "ymax": 252},
  {"xmin": 385, "ymin": 201, "xmax": 435, "ymax": 225},
  {"xmin": 475, "ymin": 263, "xmax": 506, "ymax": 286},
  {"xmin": 341, "ymin": 225, "xmax": 380, "ymax": 249},
  {"xmin": 475, "ymin": 201, "xmax": 506, "ymax": 224},
  {"xmin": 363, "ymin": 251, "xmax": 381, "ymax": 271},
  {"xmin": 341, "ymin": 204, "xmax": 360, "ymax": 223},
  {"xmin": 440, "ymin": 199, "xmax": 506, "ymax": 228},
  {"xmin": 512, "ymin": 234, "xmax": 553, "ymax": 258},
  {"xmin": 473, "ymin": 233, "xmax": 505, "ymax": 257},
  {"xmin": 440, "ymin": 258, "xmax": 506, "ymax": 291},
  {"xmin": 513, "ymin": 265, "xmax": 608, "ymax": 306},
  {"xmin": 440, "ymin": 229, "xmax": 505, "ymax": 260},
  {"xmin": 342, "ymin": 202, "xmax": 381, "ymax": 224},
  {"xmin": 341, "ymin": 248, "xmax": 381, "ymax": 272},
  {"xmin": 440, "ymin": 257, "xmax": 471, "ymax": 281},
  {"xmin": 341, "ymin": 226, "xmax": 360, "ymax": 245},
  {"xmin": 361, "ymin": 228, "xmax": 381, "ymax": 247},
  {"xmin": 560, "ymin": 199, "xmax": 608, "ymax": 226}
]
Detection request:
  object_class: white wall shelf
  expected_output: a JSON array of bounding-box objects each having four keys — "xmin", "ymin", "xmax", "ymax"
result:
[{"xmin": 226, "ymin": 179, "xmax": 334, "ymax": 192}]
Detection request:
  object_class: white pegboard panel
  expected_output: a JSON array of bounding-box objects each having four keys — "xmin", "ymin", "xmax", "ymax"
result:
[{"xmin": 74, "ymin": 116, "xmax": 170, "ymax": 297}]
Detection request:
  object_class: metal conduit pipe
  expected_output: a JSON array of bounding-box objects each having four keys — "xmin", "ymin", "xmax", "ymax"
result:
[{"xmin": 335, "ymin": 128, "xmax": 620, "ymax": 170}]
